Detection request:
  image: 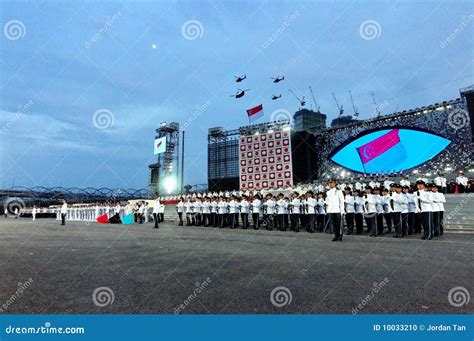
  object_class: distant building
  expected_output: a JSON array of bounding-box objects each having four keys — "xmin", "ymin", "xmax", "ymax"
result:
[
  {"xmin": 293, "ymin": 108, "xmax": 326, "ymax": 133},
  {"xmin": 330, "ymin": 115, "xmax": 359, "ymax": 128}
]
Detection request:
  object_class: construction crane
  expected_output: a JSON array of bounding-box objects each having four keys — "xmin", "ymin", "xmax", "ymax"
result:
[
  {"xmin": 332, "ymin": 92, "xmax": 344, "ymax": 117},
  {"xmin": 371, "ymin": 91, "xmax": 381, "ymax": 117},
  {"xmin": 348, "ymin": 90, "xmax": 359, "ymax": 117},
  {"xmin": 309, "ymin": 86, "xmax": 320, "ymax": 112},
  {"xmin": 289, "ymin": 89, "xmax": 306, "ymax": 108}
]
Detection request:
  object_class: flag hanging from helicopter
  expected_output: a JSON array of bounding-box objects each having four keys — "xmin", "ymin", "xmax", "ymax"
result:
[
  {"xmin": 246, "ymin": 104, "xmax": 264, "ymax": 123},
  {"xmin": 154, "ymin": 136, "xmax": 166, "ymax": 155}
]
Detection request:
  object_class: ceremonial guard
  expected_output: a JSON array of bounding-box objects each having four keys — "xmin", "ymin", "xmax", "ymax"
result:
[
  {"xmin": 363, "ymin": 186, "xmax": 377, "ymax": 236},
  {"xmin": 251, "ymin": 195, "xmax": 262, "ymax": 230},
  {"xmin": 325, "ymin": 180, "xmax": 345, "ymax": 241},
  {"xmin": 290, "ymin": 192, "xmax": 301, "ymax": 232},
  {"xmin": 265, "ymin": 194, "xmax": 276, "ymax": 230},
  {"xmin": 343, "ymin": 187, "xmax": 355, "ymax": 235},
  {"xmin": 176, "ymin": 197, "xmax": 184, "ymax": 226},
  {"xmin": 305, "ymin": 191, "xmax": 317, "ymax": 233},
  {"xmin": 276, "ymin": 193, "xmax": 287, "ymax": 231},
  {"xmin": 416, "ymin": 180, "xmax": 434, "ymax": 240},
  {"xmin": 391, "ymin": 184, "xmax": 407, "ymax": 238},
  {"xmin": 240, "ymin": 196, "xmax": 250, "ymax": 229},
  {"xmin": 431, "ymin": 185, "xmax": 446, "ymax": 236},
  {"xmin": 202, "ymin": 197, "xmax": 211, "ymax": 227},
  {"xmin": 354, "ymin": 189, "xmax": 364, "ymax": 234},
  {"xmin": 60, "ymin": 199, "xmax": 68, "ymax": 225}
]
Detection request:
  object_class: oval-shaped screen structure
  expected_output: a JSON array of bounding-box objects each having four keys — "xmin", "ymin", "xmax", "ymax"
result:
[{"xmin": 330, "ymin": 128, "xmax": 451, "ymax": 174}]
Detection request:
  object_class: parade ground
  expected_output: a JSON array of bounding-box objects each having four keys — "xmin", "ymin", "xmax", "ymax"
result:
[{"xmin": 0, "ymin": 218, "xmax": 472, "ymax": 315}]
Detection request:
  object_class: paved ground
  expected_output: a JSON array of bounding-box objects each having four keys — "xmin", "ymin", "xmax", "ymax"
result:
[{"xmin": 0, "ymin": 218, "xmax": 472, "ymax": 314}]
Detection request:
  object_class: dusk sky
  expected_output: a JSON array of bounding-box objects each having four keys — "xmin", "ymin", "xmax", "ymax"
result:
[{"xmin": 1, "ymin": 0, "xmax": 473, "ymax": 189}]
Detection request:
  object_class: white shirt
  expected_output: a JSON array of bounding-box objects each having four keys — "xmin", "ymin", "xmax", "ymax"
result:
[
  {"xmin": 406, "ymin": 193, "xmax": 417, "ymax": 213},
  {"xmin": 306, "ymin": 198, "xmax": 317, "ymax": 214},
  {"xmin": 276, "ymin": 199, "xmax": 287, "ymax": 214},
  {"xmin": 364, "ymin": 194, "xmax": 377, "ymax": 214},
  {"xmin": 317, "ymin": 198, "xmax": 326, "ymax": 215},
  {"xmin": 392, "ymin": 192, "xmax": 408, "ymax": 212},
  {"xmin": 201, "ymin": 202, "xmax": 210, "ymax": 214},
  {"xmin": 61, "ymin": 203, "xmax": 68, "ymax": 214},
  {"xmin": 153, "ymin": 199, "xmax": 161, "ymax": 212},
  {"xmin": 456, "ymin": 176, "xmax": 468, "ymax": 186},
  {"xmin": 344, "ymin": 195, "xmax": 355, "ymax": 213},
  {"xmin": 210, "ymin": 201, "xmax": 218, "ymax": 213},
  {"xmin": 266, "ymin": 199, "xmax": 276, "ymax": 215},
  {"xmin": 325, "ymin": 188, "xmax": 344, "ymax": 213},
  {"xmin": 291, "ymin": 198, "xmax": 301, "ymax": 214},
  {"xmin": 417, "ymin": 190, "xmax": 433, "ymax": 212},
  {"xmin": 176, "ymin": 201, "xmax": 185, "ymax": 213},
  {"xmin": 240, "ymin": 200, "xmax": 250, "ymax": 214},
  {"xmin": 432, "ymin": 192, "xmax": 446, "ymax": 211},
  {"xmin": 251, "ymin": 199, "xmax": 261, "ymax": 214},
  {"xmin": 228, "ymin": 200, "xmax": 238, "ymax": 214},
  {"xmin": 434, "ymin": 177, "xmax": 446, "ymax": 187}
]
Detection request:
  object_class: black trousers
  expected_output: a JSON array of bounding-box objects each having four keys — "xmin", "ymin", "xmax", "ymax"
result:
[
  {"xmin": 439, "ymin": 211, "xmax": 444, "ymax": 234},
  {"xmin": 355, "ymin": 213, "xmax": 364, "ymax": 234},
  {"xmin": 61, "ymin": 213, "xmax": 66, "ymax": 225},
  {"xmin": 218, "ymin": 214, "xmax": 225, "ymax": 228},
  {"xmin": 365, "ymin": 214, "xmax": 376, "ymax": 235},
  {"xmin": 230, "ymin": 213, "xmax": 238, "ymax": 228},
  {"xmin": 252, "ymin": 213, "xmax": 259, "ymax": 229},
  {"xmin": 414, "ymin": 213, "xmax": 422, "ymax": 233},
  {"xmin": 267, "ymin": 214, "xmax": 275, "ymax": 230},
  {"xmin": 307, "ymin": 214, "xmax": 316, "ymax": 232},
  {"xmin": 290, "ymin": 214, "xmax": 299, "ymax": 232},
  {"xmin": 432, "ymin": 211, "xmax": 440, "ymax": 236},
  {"xmin": 159, "ymin": 213, "xmax": 164, "ymax": 222},
  {"xmin": 186, "ymin": 213, "xmax": 192, "ymax": 225},
  {"xmin": 177, "ymin": 212, "xmax": 183, "ymax": 225},
  {"xmin": 328, "ymin": 213, "xmax": 342, "ymax": 238},
  {"xmin": 401, "ymin": 213, "xmax": 408, "ymax": 236},
  {"xmin": 384, "ymin": 213, "xmax": 393, "ymax": 233},
  {"xmin": 241, "ymin": 213, "xmax": 249, "ymax": 229},
  {"xmin": 345, "ymin": 213, "xmax": 355, "ymax": 234},
  {"xmin": 317, "ymin": 214, "xmax": 327, "ymax": 232},
  {"xmin": 278, "ymin": 214, "xmax": 286, "ymax": 231},
  {"xmin": 391, "ymin": 212, "xmax": 402, "ymax": 237},
  {"xmin": 211, "ymin": 212, "xmax": 217, "ymax": 227},
  {"xmin": 421, "ymin": 211, "xmax": 433, "ymax": 239},
  {"xmin": 407, "ymin": 212, "xmax": 415, "ymax": 235},
  {"xmin": 376, "ymin": 214, "xmax": 384, "ymax": 235},
  {"xmin": 153, "ymin": 213, "xmax": 159, "ymax": 228}
]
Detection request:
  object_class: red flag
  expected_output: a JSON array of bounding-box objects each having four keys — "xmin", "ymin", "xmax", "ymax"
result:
[
  {"xmin": 96, "ymin": 213, "xmax": 110, "ymax": 224},
  {"xmin": 246, "ymin": 104, "xmax": 264, "ymax": 122},
  {"xmin": 356, "ymin": 129, "xmax": 401, "ymax": 164}
]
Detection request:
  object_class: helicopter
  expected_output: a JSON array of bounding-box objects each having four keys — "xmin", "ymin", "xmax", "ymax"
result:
[
  {"xmin": 234, "ymin": 75, "xmax": 246, "ymax": 82},
  {"xmin": 229, "ymin": 89, "xmax": 250, "ymax": 98},
  {"xmin": 271, "ymin": 76, "xmax": 285, "ymax": 83},
  {"xmin": 272, "ymin": 94, "xmax": 282, "ymax": 100}
]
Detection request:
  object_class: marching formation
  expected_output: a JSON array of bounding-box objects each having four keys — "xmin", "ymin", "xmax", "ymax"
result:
[{"xmin": 174, "ymin": 179, "xmax": 446, "ymax": 241}]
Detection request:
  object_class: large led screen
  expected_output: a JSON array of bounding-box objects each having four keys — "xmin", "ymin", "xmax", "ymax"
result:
[{"xmin": 330, "ymin": 128, "xmax": 451, "ymax": 174}]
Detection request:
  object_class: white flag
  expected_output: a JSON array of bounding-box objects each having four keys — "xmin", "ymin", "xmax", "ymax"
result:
[{"xmin": 154, "ymin": 137, "xmax": 166, "ymax": 154}]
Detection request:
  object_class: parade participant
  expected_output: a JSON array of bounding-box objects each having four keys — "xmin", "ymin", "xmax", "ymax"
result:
[
  {"xmin": 384, "ymin": 176, "xmax": 394, "ymax": 190},
  {"xmin": 217, "ymin": 197, "xmax": 228, "ymax": 228},
  {"xmin": 316, "ymin": 193, "xmax": 326, "ymax": 232},
  {"xmin": 32, "ymin": 205, "xmax": 37, "ymax": 221},
  {"xmin": 431, "ymin": 185, "xmax": 446, "ymax": 236},
  {"xmin": 184, "ymin": 199, "xmax": 193, "ymax": 226},
  {"xmin": 152, "ymin": 197, "xmax": 160, "ymax": 229},
  {"xmin": 456, "ymin": 171, "xmax": 468, "ymax": 193},
  {"xmin": 60, "ymin": 199, "xmax": 68, "ymax": 226},
  {"xmin": 276, "ymin": 193, "xmax": 287, "ymax": 231},
  {"xmin": 400, "ymin": 186, "xmax": 409, "ymax": 237},
  {"xmin": 194, "ymin": 198, "xmax": 202, "ymax": 226},
  {"xmin": 229, "ymin": 195, "xmax": 238, "ymax": 229},
  {"xmin": 143, "ymin": 202, "xmax": 149, "ymax": 223},
  {"xmin": 404, "ymin": 186, "xmax": 416, "ymax": 235},
  {"xmin": 381, "ymin": 188, "xmax": 393, "ymax": 233},
  {"xmin": 353, "ymin": 189, "xmax": 364, "ymax": 234},
  {"xmin": 138, "ymin": 202, "xmax": 144, "ymax": 224},
  {"xmin": 434, "ymin": 173, "xmax": 447, "ymax": 194},
  {"xmin": 251, "ymin": 195, "xmax": 262, "ymax": 230},
  {"xmin": 373, "ymin": 187, "xmax": 384, "ymax": 235},
  {"xmin": 400, "ymin": 175, "xmax": 410, "ymax": 188},
  {"xmin": 326, "ymin": 180, "xmax": 345, "ymax": 241},
  {"xmin": 265, "ymin": 194, "xmax": 276, "ymax": 230},
  {"xmin": 363, "ymin": 186, "xmax": 377, "ymax": 237},
  {"xmin": 240, "ymin": 196, "xmax": 250, "ymax": 229},
  {"xmin": 391, "ymin": 184, "xmax": 407, "ymax": 238},
  {"xmin": 210, "ymin": 197, "xmax": 218, "ymax": 227},
  {"xmin": 159, "ymin": 199, "xmax": 165, "ymax": 222},
  {"xmin": 289, "ymin": 192, "xmax": 301, "ymax": 232},
  {"xmin": 343, "ymin": 187, "xmax": 355, "ymax": 235},
  {"xmin": 202, "ymin": 197, "xmax": 211, "ymax": 227},
  {"xmin": 305, "ymin": 191, "xmax": 317, "ymax": 233},
  {"xmin": 416, "ymin": 180, "xmax": 434, "ymax": 240},
  {"xmin": 176, "ymin": 197, "xmax": 185, "ymax": 226}
]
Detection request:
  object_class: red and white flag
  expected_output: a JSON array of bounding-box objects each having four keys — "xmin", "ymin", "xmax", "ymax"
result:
[
  {"xmin": 154, "ymin": 136, "xmax": 166, "ymax": 155},
  {"xmin": 246, "ymin": 104, "xmax": 264, "ymax": 123}
]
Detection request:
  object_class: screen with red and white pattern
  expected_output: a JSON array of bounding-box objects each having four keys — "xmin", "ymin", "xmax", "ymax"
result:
[{"xmin": 239, "ymin": 131, "xmax": 293, "ymax": 190}]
